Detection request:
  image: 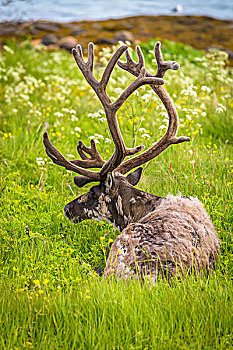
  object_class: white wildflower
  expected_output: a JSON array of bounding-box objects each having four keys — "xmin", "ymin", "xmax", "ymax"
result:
[
  {"xmin": 3, "ymin": 45, "xmax": 14, "ymax": 54},
  {"xmin": 181, "ymin": 85, "xmax": 197, "ymax": 98},
  {"xmin": 113, "ymin": 87, "xmax": 124, "ymax": 95},
  {"xmin": 54, "ymin": 112, "xmax": 63, "ymax": 117},
  {"xmin": 71, "ymin": 115, "xmax": 78, "ymax": 121},
  {"xmin": 159, "ymin": 125, "xmax": 167, "ymax": 130},
  {"xmin": 141, "ymin": 133, "xmax": 151, "ymax": 139},
  {"xmin": 20, "ymin": 94, "xmax": 29, "ymax": 101},
  {"xmin": 94, "ymin": 133, "xmax": 104, "ymax": 140},
  {"xmin": 69, "ymin": 109, "xmax": 76, "ymax": 114},
  {"xmin": 89, "ymin": 136, "xmax": 100, "ymax": 144},
  {"xmin": 141, "ymin": 93, "xmax": 151, "ymax": 102},
  {"xmin": 201, "ymin": 85, "xmax": 211, "ymax": 93},
  {"xmin": 216, "ymin": 103, "xmax": 226, "ymax": 113},
  {"xmin": 27, "ymin": 101, "xmax": 33, "ymax": 107},
  {"xmin": 62, "ymin": 108, "xmax": 70, "ymax": 113},
  {"xmin": 36, "ymin": 157, "xmax": 45, "ymax": 166}
]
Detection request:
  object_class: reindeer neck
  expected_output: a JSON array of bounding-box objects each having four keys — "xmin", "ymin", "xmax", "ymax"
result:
[{"xmin": 112, "ymin": 187, "xmax": 162, "ymax": 231}]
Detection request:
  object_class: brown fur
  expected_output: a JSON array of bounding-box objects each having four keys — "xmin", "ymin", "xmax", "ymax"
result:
[{"xmin": 104, "ymin": 194, "xmax": 220, "ymax": 282}]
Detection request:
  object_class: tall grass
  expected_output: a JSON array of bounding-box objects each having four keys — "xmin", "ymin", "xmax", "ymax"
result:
[
  {"xmin": 0, "ymin": 40, "xmax": 232, "ymax": 349},
  {"xmin": 1, "ymin": 276, "xmax": 233, "ymax": 349}
]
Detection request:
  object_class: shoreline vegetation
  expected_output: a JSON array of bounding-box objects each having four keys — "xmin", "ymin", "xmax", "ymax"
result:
[{"xmin": 0, "ymin": 15, "xmax": 233, "ymax": 57}]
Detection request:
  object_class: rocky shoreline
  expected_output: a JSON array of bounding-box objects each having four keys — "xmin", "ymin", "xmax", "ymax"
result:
[{"xmin": 0, "ymin": 15, "xmax": 233, "ymax": 57}]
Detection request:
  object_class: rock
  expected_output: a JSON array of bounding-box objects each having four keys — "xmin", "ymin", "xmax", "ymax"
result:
[
  {"xmin": 32, "ymin": 21, "xmax": 61, "ymax": 32},
  {"xmin": 58, "ymin": 36, "xmax": 78, "ymax": 50},
  {"xmin": 102, "ymin": 21, "xmax": 133, "ymax": 31},
  {"xmin": 42, "ymin": 34, "xmax": 58, "ymax": 46},
  {"xmin": 70, "ymin": 28, "xmax": 87, "ymax": 36},
  {"xmin": 30, "ymin": 39, "xmax": 42, "ymax": 47},
  {"xmin": 92, "ymin": 23, "xmax": 102, "ymax": 30},
  {"xmin": 125, "ymin": 22, "xmax": 133, "ymax": 30},
  {"xmin": 114, "ymin": 30, "xmax": 134, "ymax": 43},
  {"xmin": 64, "ymin": 23, "xmax": 87, "ymax": 35},
  {"xmin": 45, "ymin": 44, "xmax": 60, "ymax": 51},
  {"xmin": 0, "ymin": 22, "xmax": 24, "ymax": 35},
  {"xmin": 94, "ymin": 37, "xmax": 116, "ymax": 45}
]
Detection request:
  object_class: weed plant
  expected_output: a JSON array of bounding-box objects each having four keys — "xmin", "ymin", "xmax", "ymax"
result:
[{"xmin": 0, "ymin": 40, "xmax": 232, "ymax": 349}]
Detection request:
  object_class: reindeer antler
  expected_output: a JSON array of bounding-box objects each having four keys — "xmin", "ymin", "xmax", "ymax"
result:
[
  {"xmin": 44, "ymin": 42, "xmax": 164, "ymax": 186},
  {"xmin": 43, "ymin": 41, "xmax": 189, "ymax": 186},
  {"xmin": 72, "ymin": 42, "xmax": 164, "ymax": 176},
  {"xmin": 116, "ymin": 41, "xmax": 190, "ymax": 174},
  {"xmin": 43, "ymin": 132, "xmax": 101, "ymax": 180}
]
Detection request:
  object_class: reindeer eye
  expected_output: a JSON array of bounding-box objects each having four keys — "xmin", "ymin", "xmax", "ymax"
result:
[{"xmin": 89, "ymin": 189, "xmax": 96, "ymax": 199}]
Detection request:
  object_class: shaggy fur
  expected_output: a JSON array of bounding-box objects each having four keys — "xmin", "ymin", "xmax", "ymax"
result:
[{"xmin": 104, "ymin": 194, "xmax": 220, "ymax": 282}]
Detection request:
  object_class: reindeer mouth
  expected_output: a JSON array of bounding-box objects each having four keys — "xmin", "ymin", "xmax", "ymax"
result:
[
  {"xmin": 64, "ymin": 207, "xmax": 73, "ymax": 221},
  {"xmin": 64, "ymin": 204, "xmax": 88, "ymax": 224}
]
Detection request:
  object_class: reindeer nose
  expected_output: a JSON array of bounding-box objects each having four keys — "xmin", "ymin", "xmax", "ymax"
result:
[{"xmin": 64, "ymin": 203, "xmax": 73, "ymax": 219}]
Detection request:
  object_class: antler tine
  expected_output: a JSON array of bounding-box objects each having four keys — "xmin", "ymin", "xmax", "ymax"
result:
[
  {"xmin": 74, "ymin": 175, "xmax": 95, "ymax": 187},
  {"xmin": 118, "ymin": 45, "xmax": 145, "ymax": 77},
  {"xmin": 70, "ymin": 139, "xmax": 105, "ymax": 168},
  {"xmin": 72, "ymin": 44, "xmax": 84, "ymax": 68},
  {"xmin": 43, "ymin": 132, "xmax": 100, "ymax": 180},
  {"xmin": 72, "ymin": 43, "xmax": 98, "ymax": 88},
  {"xmin": 115, "ymin": 42, "xmax": 190, "ymax": 175},
  {"xmin": 101, "ymin": 45, "xmax": 128, "ymax": 91},
  {"xmin": 154, "ymin": 41, "xmax": 180, "ymax": 78},
  {"xmin": 87, "ymin": 42, "xmax": 94, "ymax": 72}
]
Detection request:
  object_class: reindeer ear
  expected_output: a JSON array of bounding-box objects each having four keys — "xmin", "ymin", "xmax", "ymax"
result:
[
  {"xmin": 126, "ymin": 167, "xmax": 143, "ymax": 186},
  {"xmin": 74, "ymin": 175, "xmax": 94, "ymax": 188},
  {"xmin": 105, "ymin": 173, "xmax": 114, "ymax": 190}
]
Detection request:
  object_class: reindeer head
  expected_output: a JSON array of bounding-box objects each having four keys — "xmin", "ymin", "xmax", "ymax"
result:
[
  {"xmin": 43, "ymin": 42, "xmax": 190, "ymax": 230},
  {"xmin": 64, "ymin": 168, "xmax": 143, "ymax": 230}
]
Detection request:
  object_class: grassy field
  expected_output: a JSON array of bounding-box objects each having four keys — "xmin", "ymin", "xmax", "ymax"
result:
[{"xmin": 0, "ymin": 39, "xmax": 233, "ymax": 349}]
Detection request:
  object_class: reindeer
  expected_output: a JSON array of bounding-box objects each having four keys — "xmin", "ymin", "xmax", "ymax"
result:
[{"xmin": 43, "ymin": 41, "xmax": 220, "ymax": 282}]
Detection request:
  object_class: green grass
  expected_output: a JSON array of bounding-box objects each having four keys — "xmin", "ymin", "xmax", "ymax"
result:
[
  {"xmin": 0, "ymin": 40, "xmax": 233, "ymax": 349},
  {"xmin": 1, "ymin": 276, "xmax": 233, "ymax": 349}
]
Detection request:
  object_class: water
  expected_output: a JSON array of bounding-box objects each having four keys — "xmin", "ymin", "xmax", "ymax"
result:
[{"xmin": 0, "ymin": 0, "xmax": 233, "ymax": 22}]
